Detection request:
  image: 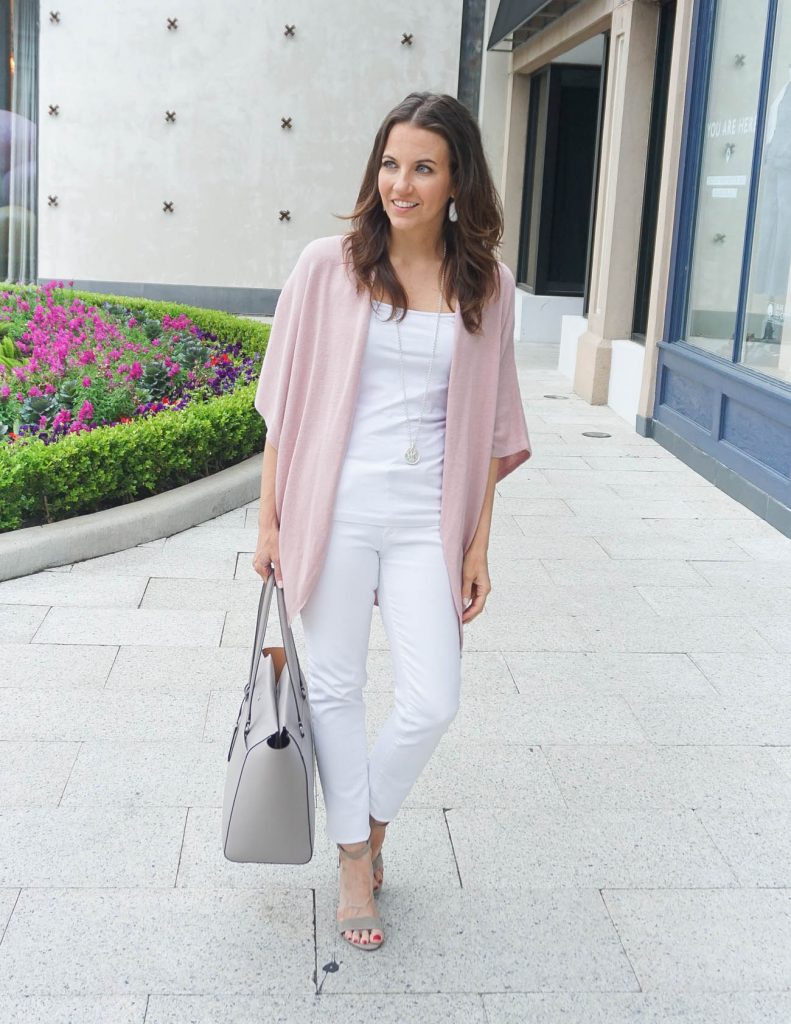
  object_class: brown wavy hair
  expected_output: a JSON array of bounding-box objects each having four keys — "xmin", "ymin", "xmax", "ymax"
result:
[{"xmin": 334, "ymin": 92, "xmax": 505, "ymax": 336}]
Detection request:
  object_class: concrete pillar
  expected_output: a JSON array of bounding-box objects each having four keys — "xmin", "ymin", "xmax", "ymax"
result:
[{"xmin": 574, "ymin": 0, "xmax": 660, "ymax": 404}]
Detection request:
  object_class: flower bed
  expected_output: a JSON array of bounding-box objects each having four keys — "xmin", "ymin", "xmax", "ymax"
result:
[{"xmin": 0, "ymin": 281, "xmax": 270, "ymax": 531}]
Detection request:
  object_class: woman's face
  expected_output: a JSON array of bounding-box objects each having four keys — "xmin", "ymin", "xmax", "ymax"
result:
[{"xmin": 377, "ymin": 122, "xmax": 454, "ymax": 236}]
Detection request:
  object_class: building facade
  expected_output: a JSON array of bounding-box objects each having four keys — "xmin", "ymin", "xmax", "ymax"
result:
[{"xmin": 484, "ymin": 0, "xmax": 791, "ymax": 533}]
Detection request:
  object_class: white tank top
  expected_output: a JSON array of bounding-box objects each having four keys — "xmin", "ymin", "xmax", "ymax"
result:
[{"xmin": 332, "ymin": 299, "xmax": 456, "ymax": 527}]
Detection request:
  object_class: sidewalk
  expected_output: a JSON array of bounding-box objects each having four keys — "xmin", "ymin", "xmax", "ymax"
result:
[{"xmin": 1, "ymin": 343, "xmax": 791, "ymax": 1022}]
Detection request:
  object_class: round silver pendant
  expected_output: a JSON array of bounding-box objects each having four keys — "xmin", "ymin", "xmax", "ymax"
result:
[{"xmin": 404, "ymin": 445, "xmax": 420, "ymax": 464}]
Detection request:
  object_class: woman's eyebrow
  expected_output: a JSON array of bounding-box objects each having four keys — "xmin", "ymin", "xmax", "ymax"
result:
[{"xmin": 382, "ymin": 154, "xmax": 437, "ymax": 164}]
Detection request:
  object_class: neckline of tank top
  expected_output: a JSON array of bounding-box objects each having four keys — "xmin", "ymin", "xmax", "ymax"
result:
[{"xmin": 371, "ymin": 299, "xmax": 456, "ymax": 317}]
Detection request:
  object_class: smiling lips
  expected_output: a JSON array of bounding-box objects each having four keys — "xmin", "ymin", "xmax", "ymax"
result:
[{"xmin": 393, "ymin": 200, "xmax": 419, "ymax": 210}]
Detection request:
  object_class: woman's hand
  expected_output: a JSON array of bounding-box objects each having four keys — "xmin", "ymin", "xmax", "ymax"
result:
[
  {"xmin": 252, "ymin": 523, "xmax": 283, "ymax": 588},
  {"xmin": 461, "ymin": 546, "xmax": 491, "ymax": 623}
]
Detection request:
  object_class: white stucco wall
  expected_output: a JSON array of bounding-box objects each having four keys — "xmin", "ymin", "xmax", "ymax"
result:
[{"xmin": 38, "ymin": 0, "xmax": 463, "ymax": 291}]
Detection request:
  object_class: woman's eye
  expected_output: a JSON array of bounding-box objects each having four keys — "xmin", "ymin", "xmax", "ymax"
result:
[{"xmin": 381, "ymin": 160, "xmax": 431, "ymax": 173}]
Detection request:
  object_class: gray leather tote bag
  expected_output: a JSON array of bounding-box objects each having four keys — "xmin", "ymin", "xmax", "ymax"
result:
[{"xmin": 221, "ymin": 570, "xmax": 316, "ymax": 864}]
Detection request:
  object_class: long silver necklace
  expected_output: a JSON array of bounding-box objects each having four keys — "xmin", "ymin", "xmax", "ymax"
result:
[{"xmin": 394, "ymin": 240, "xmax": 447, "ymax": 465}]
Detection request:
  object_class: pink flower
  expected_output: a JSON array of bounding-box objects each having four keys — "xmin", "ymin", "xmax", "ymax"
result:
[{"xmin": 82, "ymin": 376, "xmax": 91, "ymax": 387}]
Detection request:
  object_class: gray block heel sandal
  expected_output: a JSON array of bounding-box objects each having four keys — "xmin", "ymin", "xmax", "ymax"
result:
[{"xmin": 337, "ymin": 839, "xmax": 385, "ymax": 950}]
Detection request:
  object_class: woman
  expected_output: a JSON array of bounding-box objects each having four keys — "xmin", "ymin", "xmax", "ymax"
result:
[{"xmin": 252, "ymin": 92, "xmax": 531, "ymax": 952}]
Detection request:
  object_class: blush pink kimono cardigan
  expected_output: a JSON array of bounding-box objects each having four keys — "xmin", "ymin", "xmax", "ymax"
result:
[{"xmin": 253, "ymin": 234, "xmax": 532, "ymax": 651}]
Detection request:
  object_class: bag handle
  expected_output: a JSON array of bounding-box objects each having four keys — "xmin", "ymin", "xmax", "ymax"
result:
[{"xmin": 243, "ymin": 568, "xmax": 307, "ymax": 739}]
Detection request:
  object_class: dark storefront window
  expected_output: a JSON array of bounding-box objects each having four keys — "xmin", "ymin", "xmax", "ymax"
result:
[
  {"xmin": 0, "ymin": 0, "xmax": 38, "ymax": 283},
  {"xmin": 518, "ymin": 61, "xmax": 601, "ymax": 296}
]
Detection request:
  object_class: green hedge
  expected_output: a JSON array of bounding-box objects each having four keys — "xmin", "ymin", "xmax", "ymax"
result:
[{"xmin": 0, "ymin": 286, "xmax": 271, "ymax": 532}]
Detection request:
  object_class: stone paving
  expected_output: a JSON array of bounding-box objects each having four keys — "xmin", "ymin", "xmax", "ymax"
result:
[{"xmin": 1, "ymin": 343, "xmax": 791, "ymax": 1022}]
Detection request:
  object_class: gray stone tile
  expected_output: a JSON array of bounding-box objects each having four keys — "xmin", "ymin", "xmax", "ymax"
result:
[
  {"xmin": 0, "ymin": 742, "xmax": 79, "ymax": 806},
  {"xmin": 196, "ymin": 509, "xmax": 247, "ymax": 528},
  {"xmin": 140, "ymin": 577, "xmax": 263, "ymax": 612},
  {"xmin": 541, "ymin": 558, "xmax": 706, "ymax": 587},
  {"xmin": 544, "ymin": 744, "xmax": 791, "ymax": 811},
  {"xmin": 69, "ymin": 548, "xmax": 238, "ymax": 578},
  {"xmin": 162, "ymin": 526, "xmax": 260, "ymax": 553},
  {"xmin": 146, "ymin": 994, "xmax": 487, "ymax": 1024},
  {"xmin": 536, "ymin": 469, "xmax": 624, "ymax": 498},
  {"xmin": 689, "ymin": 653, "xmax": 791, "ymax": 699},
  {"xmin": 0, "ymin": 643, "xmax": 117, "ymax": 689},
  {"xmin": 522, "ymin": 454, "xmax": 591, "ymax": 470},
  {"xmin": 488, "ymin": 515, "xmax": 525, "ymax": 537},
  {"xmin": 626, "ymin": 696, "xmax": 791, "ymax": 744},
  {"xmin": 602, "ymin": 888, "xmax": 791, "ymax": 991},
  {"xmin": 476, "ymin": 557, "xmax": 556, "ymax": 586},
  {"xmin": 401, "ymin": 742, "xmax": 566, "ymax": 810},
  {"xmin": 0, "ymin": 888, "xmax": 315, "ymax": 996},
  {"xmin": 0, "ymin": 689, "xmax": 208, "ymax": 742},
  {"xmin": 0, "ymin": 806, "xmax": 186, "ymax": 886},
  {"xmin": 637, "ymin": 585, "xmax": 791, "ymax": 618},
  {"xmin": 449, "ymin": 693, "xmax": 649, "ymax": 745},
  {"xmin": 0, "ymin": 887, "xmax": 19, "ymax": 933},
  {"xmin": 504, "ymin": 652, "xmax": 716, "ymax": 700},
  {"xmin": 582, "ymin": 455, "xmax": 697, "ymax": 473},
  {"xmin": 0, "ymin": 996, "xmax": 146, "ymax": 1024},
  {"xmin": 692, "ymin": 560, "xmax": 791, "ymax": 587},
  {"xmin": 456, "ymin": 612, "xmax": 589, "ymax": 652},
  {"xmin": 447, "ymin": 806, "xmax": 735, "ymax": 888},
  {"xmin": 698, "ymin": 808, "xmax": 791, "ymax": 886},
  {"xmin": 474, "ymin": 612, "xmax": 771, "ymax": 654},
  {"xmin": 482, "ymin": 992, "xmax": 791, "ymax": 1024},
  {"xmin": 485, "ymin": 581, "xmax": 656, "ymax": 618},
  {"xmin": 313, "ymin": 886, "xmax": 638, "ymax": 993},
  {"xmin": 488, "ymin": 533, "xmax": 610, "ymax": 561},
  {"xmin": 563, "ymin": 497, "xmax": 718, "ymax": 519},
  {"xmin": 0, "ymin": 571, "xmax": 147, "ymax": 607},
  {"xmin": 514, "ymin": 515, "xmax": 654, "ymax": 539},
  {"xmin": 772, "ymin": 746, "xmax": 791, "ymax": 781},
  {"xmin": 752, "ymin": 619, "xmax": 791, "ymax": 653},
  {"xmin": 497, "ymin": 496, "xmax": 574, "ymax": 517},
  {"xmin": 734, "ymin": 535, "xmax": 791, "ymax": 562},
  {"xmin": 221, "ymin": 606, "xmax": 294, "ymax": 649},
  {"xmin": 106, "ymin": 645, "xmax": 250, "ymax": 692},
  {"xmin": 646, "ymin": 517, "xmax": 778, "ymax": 540},
  {"xmin": 595, "ymin": 535, "xmax": 752, "ymax": 561},
  {"xmin": 60, "ymin": 740, "xmax": 225, "ymax": 807},
  {"xmin": 0, "ymin": 605, "xmax": 48, "ymax": 643},
  {"xmin": 31, "ymin": 607, "xmax": 225, "ymax": 648}
]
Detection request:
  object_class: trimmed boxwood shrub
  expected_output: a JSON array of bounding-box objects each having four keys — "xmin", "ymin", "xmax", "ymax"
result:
[{"xmin": 0, "ymin": 284, "xmax": 271, "ymax": 531}]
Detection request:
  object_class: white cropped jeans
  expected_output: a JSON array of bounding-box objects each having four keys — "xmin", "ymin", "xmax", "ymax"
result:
[{"xmin": 299, "ymin": 517, "xmax": 462, "ymax": 844}]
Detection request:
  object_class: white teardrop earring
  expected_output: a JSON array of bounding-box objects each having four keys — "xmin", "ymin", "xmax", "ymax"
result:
[{"xmin": 448, "ymin": 198, "xmax": 458, "ymax": 223}]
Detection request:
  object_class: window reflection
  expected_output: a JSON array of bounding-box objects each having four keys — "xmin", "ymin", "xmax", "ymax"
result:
[
  {"xmin": 742, "ymin": 2, "xmax": 791, "ymax": 383},
  {"xmin": 0, "ymin": 0, "xmax": 37, "ymax": 283},
  {"xmin": 684, "ymin": 0, "xmax": 768, "ymax": 359}
]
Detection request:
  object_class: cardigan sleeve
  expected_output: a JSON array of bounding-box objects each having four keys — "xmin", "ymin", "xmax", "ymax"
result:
[
  {"xmin": 491, "ymin": 262, "xmax": 532, "ymax": 483},
  {"xmin": 253, "ymin": 244, "xmax": 313, "ymax": 450}
]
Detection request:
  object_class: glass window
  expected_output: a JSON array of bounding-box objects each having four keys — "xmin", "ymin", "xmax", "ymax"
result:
[
  {"xmin": 1, "ymin": 0, "xmax": 38, "ymax": 283},
  {"xmin": 683, "ymin": 0, "xmax": 768, "ymax": 359},
  {"xmin": 741, "ymin": 1, "xmax": 791, "ymax": 383}
]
